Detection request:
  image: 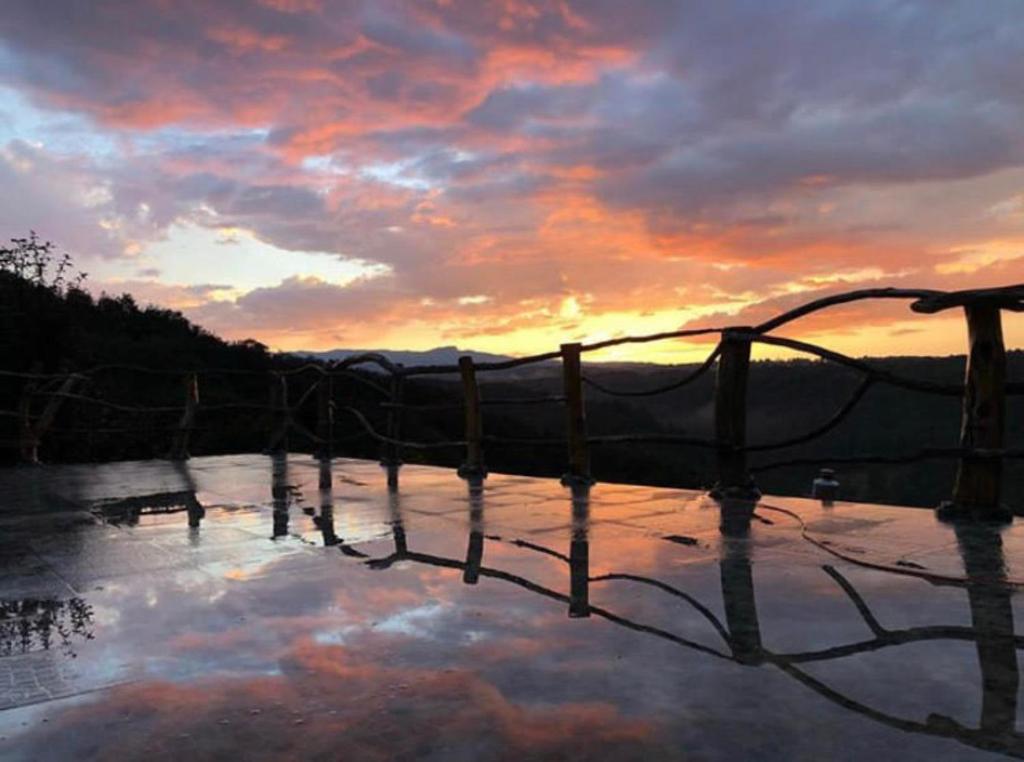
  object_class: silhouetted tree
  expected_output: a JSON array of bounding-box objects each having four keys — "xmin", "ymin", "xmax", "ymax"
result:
[{"xmin": 0, "ymin": 231, "xmax": 85, "ymax": 293}]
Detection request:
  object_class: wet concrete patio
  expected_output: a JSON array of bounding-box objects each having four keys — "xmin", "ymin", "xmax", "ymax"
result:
[{"xmin": 0, "ymin": 454, "xmax": 1023, "ymax": 760}]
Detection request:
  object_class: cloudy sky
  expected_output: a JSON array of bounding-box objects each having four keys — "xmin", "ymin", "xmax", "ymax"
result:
[{"xmin": 1, "ymin": 1, "xmax": 1023, "ymax": 360}]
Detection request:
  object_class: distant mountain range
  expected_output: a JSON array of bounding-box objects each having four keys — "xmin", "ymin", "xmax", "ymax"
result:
[
  {"xmin": 298, "ymin": 345, "xmax": 688, "ymax": 371},
  {"xmin": 297, "ymin": 345, "xmax": 517, "ymax": 367}
]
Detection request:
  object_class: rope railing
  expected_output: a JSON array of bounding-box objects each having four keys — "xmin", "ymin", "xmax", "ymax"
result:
[
  {"xmin": 5, "ymin": 283, "xmax": 1024, "ymax": 518},
  {"xmin": 742, "ymin": 377, "xmax": 875, "ymax": 453},
  {"xmin": 742, "ymin": 333, "xmax": 964, "ymax": 396},
  {"xmin": 582, "ymin": 343, "xmax": 722, "ymax": 397}
]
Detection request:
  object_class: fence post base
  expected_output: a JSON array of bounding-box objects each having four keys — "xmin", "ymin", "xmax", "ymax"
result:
[
  {"xmin": 559, "ymin": 472, "xmax": 596, "ymax": 489},
  {"xmin": 382, "ymin": 462, "xmax": 401, "ymax": 491},
  {"xmin": 457, "ymin": 464, "xmax": 488, "ymax": 480},
  {"xmin": 709, "ymin": 482, "xmax": 762, "ymax": 502},
  {"xmin": 936, "ymin": 498, "xmax": 1012, "ymax": 524}
]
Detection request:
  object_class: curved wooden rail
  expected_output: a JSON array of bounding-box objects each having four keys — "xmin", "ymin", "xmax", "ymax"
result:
[{"xmin": 4, "ymin": 284, "xmax": 1022, "ymax": 517}]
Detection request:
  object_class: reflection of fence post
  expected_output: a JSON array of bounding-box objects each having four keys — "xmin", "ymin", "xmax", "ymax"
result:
[
  {"xmin": 168, "ymin": 372, "xmax": 199, "ymax": 460},
  {"xmin": 568, "ymin": 484, "xmax": 591, "ymax": 618},
  {"xmin": 316, "ymin": 457, "xmax": 337, "ymax": 543},
  {"xmin": 458, "ymin": 355, "xmax": 486, "ymax": 479},
  {"xmin": 267, "ymin": 373, "xmax": 289, "ymax": 454},
  {"xmin": 463, "ymin": 479, "xmax": 485, "ymax": 584},
  {"xmin": 718, "ymin": 497, "xmax": 764, "ymax": 665},
  {"xmin": 271, "ymin": 452, "xmax": 290, "ymax": 538},
  {"xmin": 952, "ymin": 523, "xmax": 1018, "ymax": 734},
  {"xmin": 560, "ymin": 343, "xmax": 593, "ymax": 486},
  {"xmin": 315, "ymin": 374, "xmax": 333, "ymax": 461},
  {"xmin": 948, "ymin": 303, "xmax": 1007, "ymax": 519},
  {"xmin": 712, "ymin": 329, "xmax": 759, "ymax": 499}
]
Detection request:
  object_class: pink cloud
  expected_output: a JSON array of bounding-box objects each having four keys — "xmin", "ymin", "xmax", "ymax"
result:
[{"xmin": 1, "ymin": 1, "xmax": 1023, "ymax": 356}]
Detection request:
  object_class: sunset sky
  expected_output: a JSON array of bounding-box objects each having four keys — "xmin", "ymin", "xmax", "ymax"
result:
[{"xmin": 1, "ymin": 1, "xmax": 1023, "ymax": 362}]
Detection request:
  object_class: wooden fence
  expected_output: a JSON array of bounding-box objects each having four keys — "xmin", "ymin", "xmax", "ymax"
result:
[{"xmin": 6, "ymin": 284, "xmax": 1024, "ymax": 520}]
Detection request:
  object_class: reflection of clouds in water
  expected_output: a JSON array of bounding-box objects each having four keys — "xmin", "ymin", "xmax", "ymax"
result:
[
  {"xmin": 4, "ymin": 457, "xmax": 1023, "ymax": 759},
  {"xmin": 13, "ymin": 637, "xmax": 676, "ymax": 761},
  {"xmin": 375, "ymin": 602, "xmax": 450, "ymax": 639}
]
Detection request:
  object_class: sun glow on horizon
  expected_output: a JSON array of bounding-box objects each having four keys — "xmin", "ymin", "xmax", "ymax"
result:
[{"xmin": 1, "ymin": 2, "xmax": 1023, "ymax": 361}]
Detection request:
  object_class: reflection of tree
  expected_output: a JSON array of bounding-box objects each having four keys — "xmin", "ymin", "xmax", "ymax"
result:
[
  {"xmin": 358, "ymin": 488, "xmax": 1024, "ymax": 759},
  {"xmin": 0, "ymin": 598, "xmax": 94, "ymax": 658}
]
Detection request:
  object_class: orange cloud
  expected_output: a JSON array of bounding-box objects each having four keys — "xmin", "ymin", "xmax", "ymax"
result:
[{"xmin": 3, "ymin": 1, "xmax": 1024, "ymax": 359}]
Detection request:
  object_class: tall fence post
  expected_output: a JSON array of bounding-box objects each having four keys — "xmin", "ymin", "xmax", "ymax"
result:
[
  {"xmin": 19, "ymin": 372, "xmax": 79, "ymax": 465},
  {"xmin": 943, "ymin": 303, "xmax": 1008, "ymax": 520},
  {"xmin": 711, "ymin": 329, "xmax": 760, "ymax": 500},
  {"xmin": 168, "ymin": 372, "xmax": 199, "ymax": 460},
  {"xmin": 457, "ymin": 355, "xmax": 487, "ymax": 480},
  {"xmin": 560, "ymin": 342, "xmax": 593, "ymax": 486},
  {"xmin": 315, "ymin": 374, "xmax": 333, "ymax": 462},
  {"xmin": 267, "ymin": 373, "xmax": 289, "ymax": 454},
  {"xmin": 17, "ymin": 371, "xmax": 40, "ymax": 464},
  {"xmin": 381, "ymin": 367, "xmax": 404, "ymax": 488}
]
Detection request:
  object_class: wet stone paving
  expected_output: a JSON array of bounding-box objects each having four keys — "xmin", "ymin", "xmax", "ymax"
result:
[{"xmin": 1, "ymin": 454, "xmax": 1024, "ymax": 760}]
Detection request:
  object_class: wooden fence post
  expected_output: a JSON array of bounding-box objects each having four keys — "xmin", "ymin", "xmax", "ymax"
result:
[
  {"xmin": 266, "ymin": 373, "xmax": 289, "ymax": 454},
  {"xmin": 711, "ymin": 329, "xmax": 760, "ymax": 500},
  {"xmin": 315, "ymin": 374, "xmax": 333, "ymax": 461},
  {"xmin": 168, "ymin": 372, "xmax": 199, "ymax": 460},
  {"xmin": 381, "ymin": 368, "xmax": 403, "ymax": 488},
  {"xmin": 19, "ymin": 373, "xmax": 79, "ymax": 465},
  {"xmin": 943, "ymin": 303, "xmax": 1008, "ymax": 520},
  {"xmin": 560, "ymin": 343, "xmax": 593, "ymax": 486},
  {"xmin": 17, "ymin": 373, "xmax": 40, "ymax": 464},
  {"xmin": 457, "ymin": 355, "xmax": 486, "ymax": 479}
]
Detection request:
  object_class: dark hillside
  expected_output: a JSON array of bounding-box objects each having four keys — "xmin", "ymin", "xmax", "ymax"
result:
[{"xmin": 2, "ymin": 237, "xmax": 1017, "ymax": 510}]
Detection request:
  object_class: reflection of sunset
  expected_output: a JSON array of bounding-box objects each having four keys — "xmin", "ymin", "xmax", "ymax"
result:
[
  {"xmin": 3, "ymin": 456, "xmax": 1024, "ymax": 759},
  {"xmin": 15, "ymin": 639, "xmax": 670, "ymax": 761}
]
